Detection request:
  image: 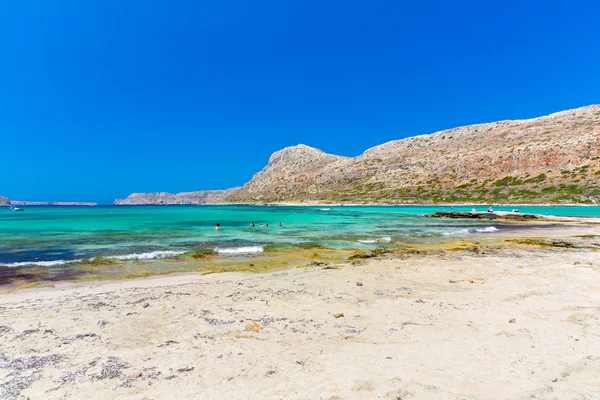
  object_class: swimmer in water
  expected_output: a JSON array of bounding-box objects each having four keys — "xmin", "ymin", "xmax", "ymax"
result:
[
  {"xmin": 250, "ymin": 221, "xmax": 255, "ymax": 227},
  {"xmin": 279, "ymin": 222, "xmax": 283, "ymax": 227},
  {"xmin": 214, "ymin": 223, "xmax": 220, "ymax": 231}
]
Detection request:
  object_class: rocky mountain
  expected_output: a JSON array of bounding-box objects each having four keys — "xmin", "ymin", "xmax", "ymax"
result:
[
  {"xmin": 225, "ymin": 105, "xmax": 600, "ymax": 204},
  {"xmin": 114, "ymin": 188, "xmax": 239, "ymax": 205},
  {"xmin": 0, "ymin": 196, "xmax": 9, "ymax": 206},
  {"xmin": 230, "ymin": 144, "xmax": 349, "ymax": 201}
]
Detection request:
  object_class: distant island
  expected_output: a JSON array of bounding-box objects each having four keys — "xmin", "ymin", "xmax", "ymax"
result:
[
  {"xmin": 114, "ymin": 105, "xmax": 600, "ymax": 206},
  {"xmin": 0, "ymin": 198, "xmax": 98, "ymax": 206},
  {"xmin": 114, "ymin": 188, "xmax": 239, "ymax": 206}
]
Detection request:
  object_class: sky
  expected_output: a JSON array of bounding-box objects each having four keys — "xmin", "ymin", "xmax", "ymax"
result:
[{"xmin": 0, "ymin": 1, "xmax": 599, "ymax": 204}]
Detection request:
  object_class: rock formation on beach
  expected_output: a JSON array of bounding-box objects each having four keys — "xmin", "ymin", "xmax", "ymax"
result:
[
  {"xmin": 0, "ymin": 196, "xmax": 10, "ymax": 206},
  {"xmin": 225, "ymin": 105, "xmax": 600, "ymax": 204},
  {"xmin": 114, "ymin": 188, "xmax": 240, "ymax": 205}
]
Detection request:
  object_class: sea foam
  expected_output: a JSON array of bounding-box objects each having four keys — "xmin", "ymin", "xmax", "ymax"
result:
[
  {"xmin": 0, "ymin": 259, "xmax": 82, "ymax": 268},
  {"xmin": 476, "ymin": 226, "xmax": 499, "ymax": 233},
  {"xmin": 214, "ymin": 246, "xmax": 264, "ymax": 255},
  {"xmin": 358, "ymin": 236, "xmax": 392, "ymax": 244},
  {"xmin": 442, "ymin": 226, "xmax": 499, "ymax": 236},
  {"xmin": 106, "ymin": 250, "xmax": 186, "ymax": 260}
]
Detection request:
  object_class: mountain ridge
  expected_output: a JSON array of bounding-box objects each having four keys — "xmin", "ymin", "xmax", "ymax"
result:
[{"xmin": 116, "ymin": 105, "xmax": 600, "ymax": 205}]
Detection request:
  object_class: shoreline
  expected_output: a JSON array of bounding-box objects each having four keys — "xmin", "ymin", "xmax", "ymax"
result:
[
  {"xmin": 110, "ymin": 202, "xmax": 600, "ymax": 207},
  {"xmin": 2, "ymin": 223, "xmax": 598, "ymax": 291},
  {"xmin": 1, "ymin": 244, "xmax": 599, "ymax": 399}
]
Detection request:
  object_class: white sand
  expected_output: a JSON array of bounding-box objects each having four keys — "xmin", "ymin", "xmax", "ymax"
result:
[{"xmin": 1, "ymin": 246, "xmax": 600, "ymax": 399}]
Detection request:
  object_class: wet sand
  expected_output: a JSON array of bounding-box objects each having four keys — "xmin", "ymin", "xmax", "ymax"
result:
[{"xmin": 1, "ymin": 234, "xmax": 600, "ymax": 399}]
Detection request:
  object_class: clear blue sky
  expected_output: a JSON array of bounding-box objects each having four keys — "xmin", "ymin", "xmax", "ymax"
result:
[{"xmin": 1, "ymin": 1, "xmax": 599, "ymax": 204}]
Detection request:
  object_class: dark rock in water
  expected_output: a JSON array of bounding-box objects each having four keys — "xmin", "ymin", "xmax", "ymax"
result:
[
  {"xmin": 142, "ymin": 302, "xmax": 149, "ymax": 308},
  {"xmin": 426, "ymin": 212, "xmax": 497, "ymax": 220},
  {"xmin": 426, "ymin": 211, "xmax": 541, "ymax": 221}
]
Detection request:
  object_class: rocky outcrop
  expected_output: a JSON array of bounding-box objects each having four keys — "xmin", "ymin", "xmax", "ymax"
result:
[
  {"xmin": 10, "ymin": 201, "xmax": 98, "ymax": 206},
  {"xmin": 226, "ymin": 105, "xmax": 600, "ymax": 204},
  {"xmin": 0, "ymin": 196, "xmax": 9, "ymax": 206},
  {"xmin": 426, "ymin": 212, "xmax": 540, "ymax": 221},
  {"xmin": 227, "ymin": 144, "xmax": 348, "ymax": 202},
  {"xmin": 114, "ymin": 188, "xmax": 240, "ymax": 205}
]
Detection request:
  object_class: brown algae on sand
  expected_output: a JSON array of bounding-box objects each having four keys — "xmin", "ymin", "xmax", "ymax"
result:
[{"xmin": 504, "ymin": 238, "xmax": 600, "ymax": 250}]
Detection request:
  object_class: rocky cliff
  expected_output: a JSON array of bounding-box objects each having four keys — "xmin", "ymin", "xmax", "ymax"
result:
[
  {"xmin": 114, "ymin": 188, "xmax": 239, "ymax": 205},
  {"xmin": 230, "ymin": 144, "xmax": 349, "ymax": 202},
  {"xmin": 0, "ymin": 196, "xmax": 9, "ymax": 206},
  {"xmin": 225, "ymin": 105, "xmax": 600, "ymax": 204}
]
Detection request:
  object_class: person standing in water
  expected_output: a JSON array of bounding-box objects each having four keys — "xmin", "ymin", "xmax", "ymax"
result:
[
  {"xmin": 250, "ymin": 221, "xmax": 255, "ymax": 227},
  {"xmin": 214, "ymin": 223, "xmax": 220, "ymax": 231},
  {"xmin": 279, "ymin": 222, "xmax": 283, "ymax": 227}
]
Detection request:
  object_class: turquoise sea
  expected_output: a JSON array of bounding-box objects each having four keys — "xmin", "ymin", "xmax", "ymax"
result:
[{"xmin": 1, "ymin": 205, "xmax": 599, "ymax": 284}]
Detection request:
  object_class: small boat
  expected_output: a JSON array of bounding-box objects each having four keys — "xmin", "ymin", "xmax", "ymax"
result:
[{"xmin": 10, "ymin": 204, "xmax": 24, "ymax": 212}]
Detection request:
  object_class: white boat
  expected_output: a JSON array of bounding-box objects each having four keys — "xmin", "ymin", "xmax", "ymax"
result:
[{"xmin": 10, "ymin": 204, "xmax": 24, "ymax": 212}]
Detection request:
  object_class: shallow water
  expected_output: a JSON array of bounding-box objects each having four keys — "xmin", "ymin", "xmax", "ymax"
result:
[{"xmin": 0, "ymin": 205, "xmax": 598, "ymax": 284}]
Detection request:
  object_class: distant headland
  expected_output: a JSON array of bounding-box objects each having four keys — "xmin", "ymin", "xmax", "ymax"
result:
[
  {"xmin": 115, "ymin": 105, "xmax": 600, "ymax": 206},
  {"xmin": 0, "ymin": 197, "xmax": 98, "ymax": 207},
  {"xmin": 5, "ymin": 105, "xmax": 600, "ymax": 207}
]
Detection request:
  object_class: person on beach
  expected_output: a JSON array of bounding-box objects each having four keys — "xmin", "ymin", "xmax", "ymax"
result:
[
  {"xmin": 214, "ymin": 223, "xmax": 220, "ymax": 231},
  {"xmin": 250, "ymin": 221, "xmax": 255, "ymax": 227}
]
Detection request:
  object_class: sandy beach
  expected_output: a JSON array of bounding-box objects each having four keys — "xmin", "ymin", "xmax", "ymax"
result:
[{"xmin": 1, "ymin": 234, "xmax": 600, "ymax": 400}]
